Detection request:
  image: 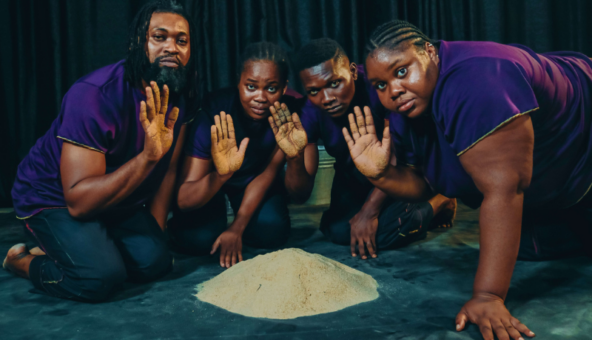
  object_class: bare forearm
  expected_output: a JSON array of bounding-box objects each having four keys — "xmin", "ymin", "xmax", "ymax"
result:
[
  {"xmin": 285, "ymin": 153, "xmax": 315, "ymax": 204},
  {"xmin": 369, "ymin": 165, "xmax": 433, "ymax": 202},
  {"xmin": 65, "ymin": 152, "xmax": 157, "ymax": 218},
  {"xmin": 150, "ymin": 169, "xmax": 176, "ymax": 230},
  {"xmin": 474, "ymin": 192, "xmax": 523, "ymax": 300},
  {"xmin": 359, "ymin": 187, "xmax": 388, "ymax": 216},
  {"xmin": 177, "ymin": 171, "xmax": 230, "ymax": 211},
  {"xmin": 233, "ymin": 169, "xmax": 279, "ymax": 231}
]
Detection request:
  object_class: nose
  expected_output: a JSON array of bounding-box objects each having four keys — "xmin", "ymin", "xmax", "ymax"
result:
[
  {"xmin": 321, "ymin": 90, "xmax": 336, "ymax": 106},
  {"xmin": 389, "ymin": 80, "xmax": 404, "ymax": 100},
  {"xmin": 164, "ymin": 38, "xmax": 180, "ymax": 55},
  {"xmin": 254, "ymin": 90, "xmax": 267, "ymax": 103}
]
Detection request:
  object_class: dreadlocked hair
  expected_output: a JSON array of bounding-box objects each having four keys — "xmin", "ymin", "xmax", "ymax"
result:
[
  {"xmin": 366, "ymin": 20, "xmax": 432, "ymax": 55},
  {"xmin": 238, "ymin": 42, "xmax": 290, "ymax": 84},
  {"xmin": 123, "ymin": 0, "xmax": 199, "ymax": 97},
  {"xmin": 294, "ymin": 38, "xmax": 348, "ymax": 73}
]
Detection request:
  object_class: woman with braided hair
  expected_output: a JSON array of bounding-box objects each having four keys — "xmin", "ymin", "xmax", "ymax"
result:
[{"xmin": 343, "ymin": 20, "xmax": 592, "ymax": 340}]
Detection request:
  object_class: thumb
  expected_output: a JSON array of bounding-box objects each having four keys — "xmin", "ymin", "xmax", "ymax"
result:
[
  {"xmin": 210, "ymin": 238, "xmax": 221, "ymax": 255},
  {"xmin": 238, "ymin": 137, "xmax": 249, "ymax": 157},
  {"xmin": 455, "ymin": 310, "xmax": 468, "ymax": 331}
]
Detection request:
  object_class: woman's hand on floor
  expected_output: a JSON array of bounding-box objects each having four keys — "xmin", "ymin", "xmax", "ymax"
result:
[
  {"xmin": 211, "ymin": 228, "xmax": 243, "ymax": 268},
  {"xmin": 342, "ymin": 106, "xmax": 391, "ymax": 179},
  {"xmin": 268, "ymin": 102, "xmax": 308, "ymax": 159},
  {"xmin": 349, "ymin": 210, "xmax": 378, "ymax": 259},
  {"xmin": 456, "ymin": 293, "xmax": 535, "ymax": 340},
  {"xmin": 211, "ymin": 111, "xmax": 249, "ymax": 177}
]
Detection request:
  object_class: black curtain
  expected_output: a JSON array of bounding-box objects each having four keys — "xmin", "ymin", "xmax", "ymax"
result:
[{"xmin": 2, "ymin": 0, "xmax": 592, "ymax": 207}]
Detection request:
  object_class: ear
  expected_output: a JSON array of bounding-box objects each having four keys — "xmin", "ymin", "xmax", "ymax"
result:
[
  {"xmin": 425, "ymin": 42, "xmax": 438, "ymax": 64},
  {"xmin": 282, "ymin": 81, "xmax": 288, "ymax": 96},
  {"xmin": 350, "ymin": 63, "xmax": 358, "ymax": 81}
]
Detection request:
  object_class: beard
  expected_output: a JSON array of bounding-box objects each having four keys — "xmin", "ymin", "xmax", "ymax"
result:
[{"xmin": 142, "ymin": 55, "xmax": 188, "ymax": 94}]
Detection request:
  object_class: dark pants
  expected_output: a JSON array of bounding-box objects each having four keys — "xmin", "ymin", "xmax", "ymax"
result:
[
  {"xmin": 320, "ymin": 169, "xmax": 434, "ymax": 249},
  {"xmin": 169, "ymin": 184, "xmax": 291, "ymax": 255},
  {"xmin": 518, "ymin": 193, "xmax": 592, "ymax": 261},
  {"xmin": 23, "ymin": 208, "xmax": 172, "ymax": 302}
]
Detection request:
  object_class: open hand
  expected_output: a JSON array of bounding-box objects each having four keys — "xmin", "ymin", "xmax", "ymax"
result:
[
  {"xmin": 350, "ymin": 210, "xmax": 378, "ymax": 259},
  {"xmin": 210, "ymin": 228, "xmax": 243, "ymax": 268},
  {"xmin": 342, "ymin": 106, "xmax": 391, "ymax": 179},
  {"xmin": 140, "ymin": 82, "xmax": 179, "ymax": 162},
  {"xmin": 211, "ymin": 111, "xmax": 249, "ymax": 176},
  {"xmin": 456, "ymin": 293, "xmax": 535, "ymax": 340},
  {"xmin": 268, "ymin": 102, "xmax": 308, "ymax": 158}
]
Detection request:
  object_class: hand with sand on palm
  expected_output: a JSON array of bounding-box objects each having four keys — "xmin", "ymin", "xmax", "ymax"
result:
[
  {"xmin": 268, "ymin": 102, "xmax": 308, "ymax": 159},
  {"xmin": 211, "ymin": 111, "xmax": 249, "ymax": 176},
  {"xmin": 342, "ymin": 106, "xmax": 391, "ymax": 179}
]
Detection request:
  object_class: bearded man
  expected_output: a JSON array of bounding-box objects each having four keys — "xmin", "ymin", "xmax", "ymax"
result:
[{"xmin": 4, "ymin": 0, "xmax": 197, "ymax": 302}]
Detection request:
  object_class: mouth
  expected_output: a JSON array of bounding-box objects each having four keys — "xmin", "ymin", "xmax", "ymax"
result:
[
  {"xmin": 397, "ymin": 98, "xmax": 415, "ymax": 112},
  {"xmin": 251, "ymin": 107, "xmax": 268, "ymax": 115},
  {"xmin": 326, "ymin": 104, "xmax": 343, "ymax": 114},
  {"xmin": 159, "ymin": 57, "xmax": 179, "ymax": 68}
]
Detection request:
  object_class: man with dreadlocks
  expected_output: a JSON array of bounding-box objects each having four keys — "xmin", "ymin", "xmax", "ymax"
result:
[
  {"xmin": 269, "ymin": 38, "xmax": 456, "ymax": 259},
  {"xmin": 4, "ymin": 0, "xmax": 197, "ymax": 301},
  {"xmin": 344, "ymin": 19, "xmax": 592, "ymax": 339}
]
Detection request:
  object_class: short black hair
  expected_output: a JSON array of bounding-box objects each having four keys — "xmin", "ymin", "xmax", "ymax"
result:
[
  {"xmin": 123, "ymin": 0, "xmax": 199, "ymax": 97},
  {"xmin": 237, "ymin": 42, "xmax": 290, "ymax": 84},
  {"xmin": 294, "ymin": 38, "xmax": 348, "ymax": 73},
  {"xmin": 366, "ymin": 20, "xmax": 432, "ymax": 56}
]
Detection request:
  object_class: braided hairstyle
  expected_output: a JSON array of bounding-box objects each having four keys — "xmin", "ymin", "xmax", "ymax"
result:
[
  {"xmin": 366, "ymin": 20, "xmax": 432, "ymax": 56},
  {"xmin": 123, "ymin": 0, "xmax": 199, "ymax": 97},
  {"xmin": 238, "ymin": 42, "xmax": 290, "ymax": 84},
  {"xmin": 293, "ymin": 38, "xmax": 348, "ymax": 73}
]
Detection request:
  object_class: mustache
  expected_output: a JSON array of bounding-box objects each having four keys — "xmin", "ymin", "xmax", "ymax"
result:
[{"xmin": 154, "ymin": 54, "xmax": 180, "ymax": 65}]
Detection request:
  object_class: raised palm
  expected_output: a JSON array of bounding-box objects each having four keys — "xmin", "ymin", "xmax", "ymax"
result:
[
  {"xmin": 342, "ymin": 106, "xmax": 391, "ymax": 179},
  {"xmin": 140, "ymin": 82, "xmax": 179, "ymax": 162},
  {"xmin": 268, "ymin": 102, "xmax": 307, "ymax": 158},
  {"xmin": 211, "ymin": 111, "xmax": 249, "ymax": 176}
]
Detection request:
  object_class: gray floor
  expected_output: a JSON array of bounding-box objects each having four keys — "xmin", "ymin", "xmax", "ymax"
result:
[{"xmin": 1, "ymin": 205, "xmax": 591, "ymax": 340}]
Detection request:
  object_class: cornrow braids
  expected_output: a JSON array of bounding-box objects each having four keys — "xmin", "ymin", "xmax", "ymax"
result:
[
  {"xmin": 366, "ymin": 20, "xmax": 432, "ymax": 55},
  {"xmin": 294, "ymin": 38, "xmax": 348, "ymax": 73},
  {"xmin": 123, "ymin": 0, "xmax": 199, "ymax": 97},
  {"xmin": 238, "ymin": 42, "xmax": 290, "ymax": 84}
]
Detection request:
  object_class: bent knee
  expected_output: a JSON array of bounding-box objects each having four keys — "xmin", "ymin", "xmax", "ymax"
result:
[
  {"xmin": 244, "ymin": 218, "xmax": 291, "ymax": 249},
  {"xmin": 127, "ymin": 248, "xmax": 173, "ymax": 283},
  {"xmin": 77, "ymin": 264, "xmax": 127, "ymax": 302}
]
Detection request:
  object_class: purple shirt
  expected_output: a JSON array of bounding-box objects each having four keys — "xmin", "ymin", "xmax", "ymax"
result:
[
  {"xmin": 390, "ymin": 41, "xmax": 592, "ymax": 209},
  {"xmin": 186, "ymin": 88, "xmax": 303, "ymax": 190},
  {"xmin": 11, "ymin": 60, "xmax": 192, "ymax": 219},
  {"xmin": 300, "ymin": 65, "xmax": 387, "ymax": 185}
]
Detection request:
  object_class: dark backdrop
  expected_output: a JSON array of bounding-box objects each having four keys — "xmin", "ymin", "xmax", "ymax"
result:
[{"xmin": 2, "ymin": 0, "xmax": 592, "ymax": 208}]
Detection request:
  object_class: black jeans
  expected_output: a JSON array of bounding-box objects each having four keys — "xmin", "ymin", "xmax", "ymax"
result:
[
  {"xmin": 24, "ymin": 207, "xmax": 172, "ymax": 302},
  {"xmin": 320, "ymin": 169, "xmax": 434, "ymax": 249},
  {"xmin": 169, "ymin": 183, "xmax": 291, "ymax": 255}
]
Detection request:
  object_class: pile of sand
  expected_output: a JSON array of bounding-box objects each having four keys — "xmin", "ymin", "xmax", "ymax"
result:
[{"xmin": 195, "ymin": 248, "xmax": 379, "ymax": 319}]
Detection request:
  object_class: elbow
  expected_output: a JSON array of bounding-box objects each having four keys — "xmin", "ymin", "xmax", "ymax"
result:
[
  {"xmin": 66, "ymin": 204, "xmax": 93, "ymax": 220},
  {"xmin": 176, "ymin": 191, "xmax": 205, "ymax": 212},
  {"xmin": 288, "ymin": 188, "xmax": 313, "ymax": 205}
]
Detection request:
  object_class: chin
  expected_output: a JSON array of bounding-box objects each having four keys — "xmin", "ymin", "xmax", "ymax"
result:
[{"xmin": 328, "ymin": 110, "xmax": 348, "ymax": 118}]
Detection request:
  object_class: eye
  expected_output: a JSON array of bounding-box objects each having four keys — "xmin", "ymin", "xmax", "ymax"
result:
[
  {"xmin": 154, "ymin": 35, "xmax": 165, "ymax": 41},
  {"xmin": 247, "ymin": 84, "xmax": 255, "ymax": 90},
  {"xmin": 267, "ymin": 86, "xmax": 277, "ymax": 93},
  {"xmin": 308, "ymin": 90, "xmax": 318, "ymax": 96},
  {"xmin": 330, "ymin": 80, "xmax": 340, "ymax": 88},
  {"xmin": 375, "ymin": 83, "xmax": 387, "ymax": 90},
  {"xmin": 397, "ymin": 67, "xmax": 408, "ymax": 78},
  {"xmin": 178, "ymin": 39, "xmax": 188, "ymax": 45}
]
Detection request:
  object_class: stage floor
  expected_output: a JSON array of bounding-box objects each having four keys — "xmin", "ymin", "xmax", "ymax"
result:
[{"xmin": 1, "ymin": 204, "xmax": 591, "ymax": 340}]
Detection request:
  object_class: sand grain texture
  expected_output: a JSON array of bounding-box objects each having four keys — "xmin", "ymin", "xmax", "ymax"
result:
[{"xmin": 195, "ymin": 248, "xmax": 379, "ymax": 319}]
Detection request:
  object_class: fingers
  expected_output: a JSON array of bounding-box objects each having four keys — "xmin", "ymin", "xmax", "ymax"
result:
[
  {"xmin": 350, "ymin": 238, "xmax": 357, "ymax": 257},
  {"xmin": 238, "ymin": 138, "xmax": 249, "ymax": 158},
  {"xmin": 502, "ymin": 320, "xmax": 524, "ymax": 340},
  {"xmin": 226, "ymin": 115, "xmax": 236, "ymax": 140},
  {"xmin": 348, "ymin": 113, "xmax": 361, "ymax": 141},
  {"xmin": 145, "ymin": 86, "xmax": 156, "ymax": 121},
  {"xmin": 357, "ymin": 238, "xmax": 367, "ymax": 260},
  {"xmin": 238, "ymin": 249, "xmax": 243, "ymax": 263},
  {"xmin": 139, "ymin": 101, "xmax": 150, "ymax": 131},
  {"xmin": 366, "ymin": 236, "xmax": 377, "ymax": 258},
  {"xmin": 231, "ymin": 251, "xmax": 237, "ymax": 267},
  {"xmin": 160, "ymin": 84, "xmax": 170, "ymax": 115},
  {"xmin": 150, "ymin": 81, "xmax": 161, "ymax": 116},
  {"xmin": 225, "ymin": 250, "xmax": 231, "ymax": 268},
  {"xmin": 456, "ymin": 312, "xmax": 468, "ymax": 331},
  {"xmin": 354, "ymin": 106, "xmax": 367, "ymax": 135},
  {"xmin": 492, "ymin": 320, "xmax": 510, "ymax": 340},
  {"xmin": 210, "ymin": 125, "xmax": 218, "ymax": 146},
  {"xmin": 280, "ymin": 103, "xmax": 293, "ymax": 122},
  {"xmin": 210, "ymin": 238, "xmax": 220, "ymax": 255},
  {"xmin": 479, "ymin": 321, "xmax": 495, "ymax": 340},
  {"xmin": 166, "ymin": 107, "xmax": 179, "ymax": 130},
  {"xmin": 270, "ymin": 104, "xmax": 283, "ymax": 127},
  {"xmin": 342, "ymin": 127, "xmax": 355, "ymax": 150},
  {"xmin": 214, "ymin": 114, "xmax": 223, "ymax": 141},
  {"xmin": 220, "ymin": 111, "xmax": 228, "ymax": 139},
  {"xmin": 511, "ymin": 317, "xmax": 535, "ymax": 338},
  {"xmin": 277, "ymin": 102, "xmax": 287, "ymax": 124},
  {"xmin": 268, "ymin": 116, "xmax": 279, "ymax": 135},
  {"xmin": 363, "ymin": 106, "xmax": 376, "ymax": 132}
]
